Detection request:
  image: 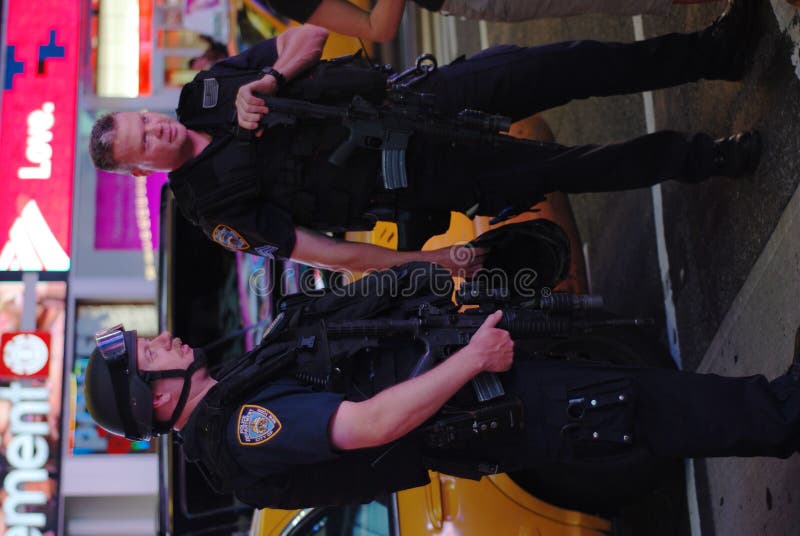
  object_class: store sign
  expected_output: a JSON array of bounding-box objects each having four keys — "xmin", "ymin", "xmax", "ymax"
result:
[
  {"xmin": 0, "ymin": 282, "xmax": 66, "ymax": 536},
  {"xmin": 0, "ymin": 0, "xmax": 79, "ymax": 271},
  {"xmin": 1, "ymin": 380, "xmax": 53, "ymax": 534},
  {"xmin": 0, "ymin": 332, "xmax": 51, "ymax": 380}
]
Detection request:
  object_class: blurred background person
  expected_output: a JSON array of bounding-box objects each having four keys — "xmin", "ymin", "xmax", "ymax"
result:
[{"xmin": 263, "ymin": 0, "xmax": 728, "ymax": 42}]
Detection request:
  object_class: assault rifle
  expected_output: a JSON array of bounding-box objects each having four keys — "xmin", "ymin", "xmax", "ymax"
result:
[
  {"xmin": 286, "ymin": 286, "xmax": 652, "ymax": 403},
  {"xmin": 251, "ymin": 92, "xmax": 547, "ymax": 192}
]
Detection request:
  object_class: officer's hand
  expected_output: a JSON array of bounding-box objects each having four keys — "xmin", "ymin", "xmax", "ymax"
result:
[
  {"xmin": 427, "ymin": 245, "xmax": 488, "ymax": 278},
  {"xmin": 236, "ymin": 75, "xmax": 279, "ymax": 137},
  {"xmin": 466, "ymin": 310, "xmax": 514, "ymax": 373}
]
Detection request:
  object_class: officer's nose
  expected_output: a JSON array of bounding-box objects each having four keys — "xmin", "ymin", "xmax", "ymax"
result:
[
  {"xmin": 145, "ymin": 122, "xmax": 163, "ymax": 139},
  {"xmin": 153, "ymin": 331, "xmax": 172, "ymax": 346}
]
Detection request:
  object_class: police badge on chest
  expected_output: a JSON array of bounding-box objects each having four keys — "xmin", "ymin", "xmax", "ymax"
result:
[{"xmin": 237, "ymin": 404, "xmax": 282, "ymax": 446}]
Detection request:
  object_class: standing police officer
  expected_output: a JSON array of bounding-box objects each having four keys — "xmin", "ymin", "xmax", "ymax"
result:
[
  {"xmin": 84, "ymin": 263, "xmax": 800, "ymax": 511},
  {"xmin": 88, "ymin": 0, "xmax": 761, "ymax": 275}
]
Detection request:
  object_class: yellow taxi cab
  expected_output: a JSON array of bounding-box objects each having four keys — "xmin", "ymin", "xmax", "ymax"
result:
[
  {"xmin": 231, "ymin": 0, "xmax": 376, "ymax": 58},
  {"xmin": 250, "ymin": 473, "xmax": 612, "ymax": 535}
]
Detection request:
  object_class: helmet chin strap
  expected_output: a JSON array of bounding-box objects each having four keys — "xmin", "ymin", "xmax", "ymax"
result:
[{"xmin": 140, "ymin": 349, "xmax": 208, "ymax": 435}]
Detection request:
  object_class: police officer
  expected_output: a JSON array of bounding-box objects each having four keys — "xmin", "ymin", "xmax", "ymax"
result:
[
  {"xmin": 88, "ymin": 0, "xmax": 761, "ymax": 275},
  {"xmin": 84, "ymin": 263, "xmax": 800, "ymax": 510}
]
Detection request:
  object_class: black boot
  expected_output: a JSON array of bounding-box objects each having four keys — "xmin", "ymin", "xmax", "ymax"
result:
[
  {"xmin": 711, "ymin": 130, "xmax": 762, "ymax": 178},
  {"xmin": 699, "ymin": 0, "xmax": 760, "ymax": 81}
]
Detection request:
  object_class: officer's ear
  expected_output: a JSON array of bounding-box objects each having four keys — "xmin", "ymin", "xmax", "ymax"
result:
[
  {"xmin": 152, "ymin": 391, "xmax": 172, "ymax": 410},
  {"xmin": 130, "ymin": 167, "xmax": 151, "ymax": 178}
]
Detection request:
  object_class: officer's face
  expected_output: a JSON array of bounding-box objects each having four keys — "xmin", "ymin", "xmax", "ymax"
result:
[
  {"xmin": 136, "ymin": 331, "xmax": 194, "ymax": 372},
  {"xmin": 112, "ymin": 111, "xmax": 192, "ymax": 175}
]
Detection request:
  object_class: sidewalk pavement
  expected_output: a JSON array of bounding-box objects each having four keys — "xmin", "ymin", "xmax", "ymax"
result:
[{"xmin": 696, "ymin": 182, "xmax": 800, "ymax": 535}]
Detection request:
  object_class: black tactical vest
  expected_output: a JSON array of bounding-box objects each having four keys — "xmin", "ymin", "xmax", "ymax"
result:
[
  {"xmin": 170, "ymin": 57, "xmax": 389, "ymax": 233},
  {"xmin": 180, "ymin": 261, "xmax": 542, "ymax": 508},
  {"xmin": 180, "ymin": 264, "xmax": 464, "ymax": 508}
]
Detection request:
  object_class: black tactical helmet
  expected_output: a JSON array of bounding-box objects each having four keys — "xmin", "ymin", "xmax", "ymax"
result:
[
  {"xmin": 84, "ymin": 325, "xmax": 207, "ymax": 441},
  {"xmin": 469, "ymin": 219, "xmax": 571, "ymax": 292},
  {"xmin": 84, "ymin": 325, "xmax": 154, "ymax": 441}
]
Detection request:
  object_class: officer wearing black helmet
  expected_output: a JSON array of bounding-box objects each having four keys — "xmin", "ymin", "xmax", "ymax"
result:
[
  {"xmin": 84, "ymin": 263, "xmax": 800, "ymax": 511},
  {"xmin": 87, "ymin": 326, "xmax": 212, "ymax": 440},
  {"xmin": 88, "ymin": 0, "xmax": 761, "ymax": 276}
]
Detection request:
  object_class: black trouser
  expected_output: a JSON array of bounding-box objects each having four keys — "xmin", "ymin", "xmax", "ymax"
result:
[
  {"xmin": 405, "ymin": 130, "xmax": 716, "ymax": 215},
  {"xmin": 420, "ymin": 33, "xmax": 718, "ymax": 120},
  {"xmin": 403, "ymin": 32, "xmax": 727, "ymax": 214},
  {"xmin": 502, "ymin": 359, "xmax": 800, "ymax": 464},
  {"xmin": 421, "ymin": 357, "xmax": 799, "ymax": 512}
]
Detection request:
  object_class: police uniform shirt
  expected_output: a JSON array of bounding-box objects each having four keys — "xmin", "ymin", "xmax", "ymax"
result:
[
  {"xmin": 206, "ymin": 377, "xmax": 431, "ymax": 508},
  {"xmin": 226, "ymin": 380, "xmax": 345, "ymax": 474}
]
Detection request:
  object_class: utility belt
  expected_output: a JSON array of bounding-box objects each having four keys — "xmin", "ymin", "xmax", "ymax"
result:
[
  {"xmin": 424, "ymin": 396, "xmax": 525, "ymax": 449},
  {"xmin": 420, "ymin": 396, "xmax": 524, "ymax": 478}
]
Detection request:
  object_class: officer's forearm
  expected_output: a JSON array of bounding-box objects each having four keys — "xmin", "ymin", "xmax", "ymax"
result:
[
  {"xmin": 330, "ymin": 345, "xmax": 485, "ymax": 450},
  {"xmin": 307, "ymin": 0, "xmax": 406, "ymax": 42},
  {"xmin": 300, "ymin": 243, "xmax": 428, "ymax": 272},
  {"xmin": 292, "ymin": 229, "xmax": 439, "ymax": 273},
  {"xmin": 366, "ymin": 0, "xmax": 406, "ymax": 42},
  {"xmin": 327, "ymin": 243, "xmax": 438, "ymax": 272},
  {"xmin": 274, "ymin": 25, "xmax": 329, "ymax": 82},
  {"xmin": 317, "ymin": 243, "xmax": 481, "ymax": 276}
]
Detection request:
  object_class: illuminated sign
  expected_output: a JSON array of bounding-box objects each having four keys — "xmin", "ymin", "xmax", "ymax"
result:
[
  {"xmin": 0, "ymin": 0, "xmax": 80, "ymax": 271},
  {"xmin": 94, "ymin": 171, "xmax": 167, "ymax": 281},
  {"xmin": 0, "ymin": 332, "xmax": 51, "ymax": 380},
  {"xmin": 0, "ymin": 282, "xmax": 66, "ymax": 536},
  {"xmin": 1, "ymin": 381, "xmax": 53, "ymax": 533}
]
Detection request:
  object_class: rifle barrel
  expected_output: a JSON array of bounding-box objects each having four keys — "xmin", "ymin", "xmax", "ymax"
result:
[{"xmin": 325, "ymin": 310, "xmax": 649, "ymax": 342}]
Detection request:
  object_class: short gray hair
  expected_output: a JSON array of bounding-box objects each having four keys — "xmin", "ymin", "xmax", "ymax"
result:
[{"xmin": 89, "ymin": 113, "xmax": 128, "ymax": 172}]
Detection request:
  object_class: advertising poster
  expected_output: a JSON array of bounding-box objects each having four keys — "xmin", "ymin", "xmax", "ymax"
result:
[
  {"xmin": 0, "ymin": 0, "xmax": 80, "ymax": 271},
  {"xmin": 94, "ymin": 170, "xmax": 167, "ymax": 251},
  {"xmin": 0, "ymin": 281, "xmax": 66, "ymax": 535}
]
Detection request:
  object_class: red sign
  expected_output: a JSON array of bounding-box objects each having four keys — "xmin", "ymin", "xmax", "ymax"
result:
[
  {"xmin": 0, "ymin": 0, "xmax": 80, "ymax": 271},
  {"xmin": 0, "ymin": 331, "xmax": 51, "ymax": 380}
]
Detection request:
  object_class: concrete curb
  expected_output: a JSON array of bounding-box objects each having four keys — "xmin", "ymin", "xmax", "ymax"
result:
[{"xmin": 697, "ymin": 182, "xmax": 800, "ymax": 535}]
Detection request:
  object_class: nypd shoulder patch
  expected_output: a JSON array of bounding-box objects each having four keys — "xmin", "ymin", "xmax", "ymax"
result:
[
  {"xmin": 237, "ymin": 405, "xmax": 282, "ymax": 446},
  {"xmin": 212, "ymin": 224, "xmax": 250, "ymax": 251}
]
